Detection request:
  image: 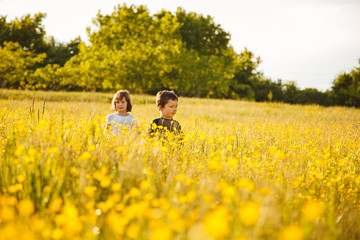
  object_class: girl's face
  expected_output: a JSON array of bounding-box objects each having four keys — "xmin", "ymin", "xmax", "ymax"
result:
[
  {"xmin": 115, "ymin": 98, "xmax": 128, "ymax": 114},
  {"xmin": 159, "ymin": 99, "xmax": 178, "ymax": 119}
]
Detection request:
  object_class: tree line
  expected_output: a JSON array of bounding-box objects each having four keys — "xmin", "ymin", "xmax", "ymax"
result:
[{"xmin": 1, "ymin": 4, "xmax": 359, "ymax": 107}]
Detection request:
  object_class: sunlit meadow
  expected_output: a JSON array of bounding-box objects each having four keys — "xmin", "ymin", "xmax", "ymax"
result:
[{"xmin": 1, "ymin": 90, "xmax": 360, "ymax": 240}]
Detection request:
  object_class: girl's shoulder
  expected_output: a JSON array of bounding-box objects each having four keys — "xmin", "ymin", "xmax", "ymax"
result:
[
  {"xmin": 106, "ymin": 113, "xmax": 116, "ymax": 119},
  {"xmin": 128, "ymin": 114, "xmax": 137, "ymax": 119}
]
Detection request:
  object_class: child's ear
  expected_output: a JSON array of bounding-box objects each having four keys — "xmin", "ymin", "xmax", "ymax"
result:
[{"xmin": 158, "ymin": 105, "xmax": 163, "ymax": 111}]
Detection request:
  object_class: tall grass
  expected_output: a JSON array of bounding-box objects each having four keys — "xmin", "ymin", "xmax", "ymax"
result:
[{"xmin": 0, "ymin": 90, "xmax": 360, "ymax": 239}]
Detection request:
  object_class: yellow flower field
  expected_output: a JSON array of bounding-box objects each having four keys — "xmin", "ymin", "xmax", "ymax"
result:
[{"xmin": 1, "ymin": 91, "xmax": 360, "ymax": 239}]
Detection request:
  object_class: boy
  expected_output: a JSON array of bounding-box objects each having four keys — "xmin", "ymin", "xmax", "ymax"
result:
[{"xmin": 149, "ymin": 90, "xmax": 182, "ymax": 136}]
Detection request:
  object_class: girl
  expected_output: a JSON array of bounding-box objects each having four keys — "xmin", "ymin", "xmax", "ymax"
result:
[{"xmin": 104, "ymin": 90, "xmax": 137, "ymax": 135}]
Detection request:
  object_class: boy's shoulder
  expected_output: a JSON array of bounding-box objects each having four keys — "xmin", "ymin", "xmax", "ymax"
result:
[
  {"xmin": 150, "ymin": 118, "xmax": 180, "ymax": 123},
  {"xmin": 151, "ymin": 118, "xmax": 162, "ymax": 124},
  {"xmin": 170, "ymin": 118, "xmax": 181, "ymax": 125}
]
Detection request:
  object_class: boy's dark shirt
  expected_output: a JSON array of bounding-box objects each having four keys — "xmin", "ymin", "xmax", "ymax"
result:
[{"xmin": 149, "ymin": 117, "xmax": 182, "ymax": 136}]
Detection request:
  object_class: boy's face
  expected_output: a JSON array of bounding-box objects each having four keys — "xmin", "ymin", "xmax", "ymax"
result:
[
  {"xmin": 115, "ymin": 98, "xmax": 127, "ymax": 113},
  {"xmin": 159, "ymin": 99, "xmax": 178, "ymax": 119}
]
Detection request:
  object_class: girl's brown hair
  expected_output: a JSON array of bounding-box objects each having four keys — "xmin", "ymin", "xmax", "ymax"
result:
[{"xmin": 111, "ymin": 90, "xmax": 132, "ymax": 112}]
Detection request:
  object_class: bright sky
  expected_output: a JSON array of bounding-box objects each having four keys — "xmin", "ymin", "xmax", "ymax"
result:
[{"xmin": 2, "ymin": 0, "xmax": 360, "ymax": 91}]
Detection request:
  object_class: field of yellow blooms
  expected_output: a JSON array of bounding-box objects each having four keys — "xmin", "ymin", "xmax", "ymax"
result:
[{"xmin": 1, "ymin": 90, "xmax": 360, "ymax": 240}]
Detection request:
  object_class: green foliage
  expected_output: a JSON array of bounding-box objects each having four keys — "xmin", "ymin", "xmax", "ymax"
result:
[
  {"xmin": 0, "ymin": 13, "xmax": 80, "ymax": 70},
  {"xmin": 62, "ymin": 43, "xmax": 114, "ymax": 91},
  {"xmin": 89, "ymin": 4, "xmax": 159, "ymax": 49},
  {"xmin": 77, "ymin": 5, "xmax": 181, "ymax": 92},
  {"xmin": 282, "ymin": 81, "xmax": 298, "ymax": 104},
  {"xmin": 0, "ymin": 42, "xmax": 45, "ymax": 89},
  {"xmin": 0, "ymin": 5, "xmax": 263, "ymax": 99},
  {"xmin": 254, "ymin": 79, "xmax": 282, "ymax": 102},
  {"xmin": 1, "ymin": 4, "xmax": 347, "ymax": 107},
  {"xmin": 41, "ymin": 37, "xmax": 80, "ymax": 67},
  {"xmin": 332, "ymin": 62, "xmax": 360, "ymax": 107},
  {"xmin": 158, "ymin": 7, "xmax": 230, "ymax": 56},
  {"xmin": 27, "ymin": 64, "xmax": 62, "ymax": 90},
  {"xmin": 0, "ymin": 16, "xmax": 10, "ymax": 44},
  {"xmin": 0, "ymin": 13, "xmax": 48, "ymax": 53},
  {"xmin": 71, "ymin": 4, "xmax": 237, "ymax": 97},
  {"xmin": 296, "ymin": 88, "xmax": 331, "ymax": 106},
  {"xmin": 230, "ymin": 48, "xmax": 262, "ymax": 100}
]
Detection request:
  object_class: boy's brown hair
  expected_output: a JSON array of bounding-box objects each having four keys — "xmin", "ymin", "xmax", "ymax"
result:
[
  {"xmin": 156, "ymin": 90, "xmax": 178, "ymax": 108},
  {"xmin": 111, "ymin": 90, "xmax": 132, "ymax": 112}
]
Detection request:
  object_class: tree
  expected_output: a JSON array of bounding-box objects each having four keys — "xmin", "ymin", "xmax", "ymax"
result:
[
  {"xmin": 0, "ymin": 16, "xmax": 10, "ymax": 45},
  {"xmin": 296, "ymin": 88, "xmax": 330, "ymax": 106},
  {"xmin": 282, "ymin": 81, "xmax": 299, "ymax": 104},
  {"xmin": 332, "ymin": 61, "xmax": 360, "ymax": 107},
  {"xmin": 254, "ymin": 78, "xmax": 283, "ymax": 102},
  {"xmin": 75, "ymin": 5, "xmax": 182, "ymax": 92},
  {"xmin": 229, "ymin": 48, "xmax": 262, "ymax": 100},
  {"xmin": 88, "ymin": 4, "xmax": 155, "ymax": 49},
  {"xmin": 76, "ymin": 4, "xmax": 237, "ymax": 96},
  {"xmin": 165, "ymin": 48, "xmax": 234, "ymax": 98},
  {"xmin": 0, "ymin": 42, "xmax": 45, "ymax": 88},
  {"xmin": 155, "ymin": 8, "xmax": 230, "ymax": 56},
  {"xmin": 4, "ymin": 4, "xmax": 261, "ymax": 97},
  {"xmin": 1, "ymin": 13, "xmax": 80, "ymax": 70},
  {"xmin": 27, "ymin": 64, "xmax": 62, "ymax": 90},
  {"xmin": 42, "ymin": 36, "xmax": 80, "ymax": 67},
  {"xmin": 0, "ymin": 13, "xmax": 48, "ymax": 53}
]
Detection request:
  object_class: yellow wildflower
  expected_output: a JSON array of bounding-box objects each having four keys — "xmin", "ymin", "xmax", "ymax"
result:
[
  {"xmin": 202, "ymin": 194, "xmax": 215, "ymax": 203},
  {"xmin": 100, "ymin": 176, "xmax": 111, "ymax": 188},
  {"xmin": 15, "ymin": 144, "xmax": 25, "ymax": 157},
  {"xmin": 0, "ymin": 206, "xmax": 15, "ymax": 221},
  {"xmin": 279, "ymin": 225, "xmax": 303, "ymax": 240},
  {"xmin": 150, "ymin": 225, "xmax": 172, "ymax": 240},
  {"xmin": 17, "ymin": 199, "xmax": 34, "ymax": 216},
  {"xmin": 48, "ymin": 147, "xmax": 59, "ymax": 154},
  {"xmin": 238, "ymin": 178, "xmax": 255, "ymax": 192},
  {"xmin": 126, "ymin": 223, "xmax": 140, "ymax": 239},
  {"xmin": 112, "ymin": 182, "xmax": 122, "ymax": 192},
  {"xmin": 16, "ymin": 174, "xmax": 25, "ymax": 183},
  {"xmin": 84, "ymin": 186, "xmax": 97, "ymax": 197},
  {"xmin": 203, "ymin": 205, "xmax": 230, "ymax": 238},
  {"xmin": 140, "ymin": 180, "xmax": 151, "ymax": 190},
  {"xmin": 239, "ymin": 201, "xmax": 260, "ymax": 227},
  {"xmin": 302, "ymin": 201, "xmax": 323, "ymax": 222},
  {"xmin": 78, "ymin": 151, "xmax": 91, "ymax": 161}
]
